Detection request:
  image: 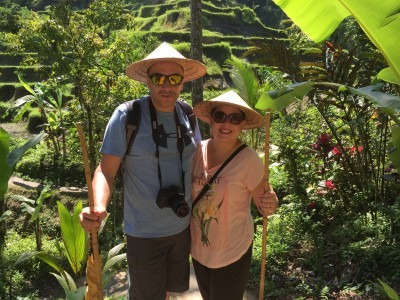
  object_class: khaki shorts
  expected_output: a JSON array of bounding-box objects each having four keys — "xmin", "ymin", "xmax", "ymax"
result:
[{"xmin": 126, "ymin": 227, "xmax": 190, "ymax": 300}]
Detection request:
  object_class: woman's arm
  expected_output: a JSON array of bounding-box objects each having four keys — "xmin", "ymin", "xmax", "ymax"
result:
[{"xmin": 251, "ymin": 181, "xmax": 279, "ymax": 217}]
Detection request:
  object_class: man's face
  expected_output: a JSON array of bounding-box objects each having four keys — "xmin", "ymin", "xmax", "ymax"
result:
[{"xmin": 147, "ymin": 61, "xmax": 184, "ymax": 112}]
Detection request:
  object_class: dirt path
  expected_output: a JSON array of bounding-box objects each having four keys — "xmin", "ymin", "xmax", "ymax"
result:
[{"xmin": 1, "ymin": 122, "xmax": 35, "ymax": 139}]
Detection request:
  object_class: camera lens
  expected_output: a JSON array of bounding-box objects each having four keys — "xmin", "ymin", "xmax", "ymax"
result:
[
  {"xmin": 174, "ymin": 203, "xmax": 189, "ymax": 218},
  {"xmin": 169, "ymin": 193, "xmax": 189, "ymax": 218},
  {"xmin": 156, "ymin": 186, "xmax": 189, "ymax": 218}
]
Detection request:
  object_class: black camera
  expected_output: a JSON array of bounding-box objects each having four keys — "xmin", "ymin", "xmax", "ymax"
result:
[{"xmin": 156, "ymin": 186, "xmax": 189, "ymax": 218}]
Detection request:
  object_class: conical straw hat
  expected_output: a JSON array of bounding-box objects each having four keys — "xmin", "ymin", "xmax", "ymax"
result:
[
  {"xmin": 194, "ymin": 90, "xmax": 264, "ymax": 129},
  {"xmin": 126, "ymin": 42, "xmax": 206, "ymax": 83}
]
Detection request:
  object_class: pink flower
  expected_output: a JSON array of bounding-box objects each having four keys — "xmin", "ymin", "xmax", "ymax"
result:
[
  {"xmin": 331, "ymin": 146, "xmax": 342, "ymax": 157},
  {"xmin": 325, "ymin": 180, "xmax": 336, "ymax": 190},
  {"xmin": 349, "ymin": 146, "xmax": 363, "ymax": 156}
]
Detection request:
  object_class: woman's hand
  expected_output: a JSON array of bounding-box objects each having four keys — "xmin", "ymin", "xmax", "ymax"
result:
[{"xmin": 254, "ymin": 185, "xmax": 279, "ymax": 217}]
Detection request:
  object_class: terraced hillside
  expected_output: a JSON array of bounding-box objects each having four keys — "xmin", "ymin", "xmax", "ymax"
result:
[
  {"xmin": 131, "ymin": 1, "xmax": 283, "ymax": 51},
  {"xmin": 0, "ymin": 0, "xmax": 285, "ymax": 101}
]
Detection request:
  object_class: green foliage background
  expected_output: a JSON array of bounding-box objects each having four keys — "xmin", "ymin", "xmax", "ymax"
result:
[{"xmin": 0, "ymin": 0, "xmax": 399, "ymax": 299}]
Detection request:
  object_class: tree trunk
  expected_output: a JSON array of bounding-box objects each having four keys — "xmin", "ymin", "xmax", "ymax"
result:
[
  {"xmin": 190, "ymin": 0, "xmax": 204, "ymax": 108},
  {"xmin": 190, "ymin": 0, "xmax": 210, "ymax": 138}
]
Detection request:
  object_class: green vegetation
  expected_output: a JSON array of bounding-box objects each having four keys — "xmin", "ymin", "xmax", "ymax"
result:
[{"xmin": 1, "ymin": 0, "xmax": 399, "ymax": 299}]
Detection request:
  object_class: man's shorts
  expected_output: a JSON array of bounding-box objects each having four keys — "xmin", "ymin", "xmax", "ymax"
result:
[{"xmin": 126, "ymin": 226, "xmax": 190, "ymax": 300}]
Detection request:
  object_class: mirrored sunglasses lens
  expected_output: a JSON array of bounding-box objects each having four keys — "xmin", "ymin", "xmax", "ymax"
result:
[
  {"xmin": 168, "ymin": 74, "xmax": 183, "ymax": 85},
  {"xmin": 150, "ymin": 74, "xmax": 165, "ymax": 85}
]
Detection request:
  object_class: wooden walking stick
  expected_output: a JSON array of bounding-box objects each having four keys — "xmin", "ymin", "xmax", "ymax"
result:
[
  {"xmin": 259, "ymin": 109, "xmax": 271, "ymax": 300},
  {"xmin": 76, "ymin": 123, "xmax": 104, "ymax": 300}
]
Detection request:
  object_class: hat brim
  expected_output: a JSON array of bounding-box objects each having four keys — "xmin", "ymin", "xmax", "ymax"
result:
[
  {"xmin": 193, "ymin": 100, "xmax": 265, "ymax": 129},
  {"xmin": 126, "ymin": 57, "xmax": 207, "ymax": 83}
]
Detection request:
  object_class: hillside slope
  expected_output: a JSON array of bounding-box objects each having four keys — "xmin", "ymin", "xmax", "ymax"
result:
[{"xmin": 0, "ymin": 0, "xmax": 285, "ymax": 100}]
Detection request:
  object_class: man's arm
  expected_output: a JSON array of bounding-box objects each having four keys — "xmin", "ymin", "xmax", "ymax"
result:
[{"xmin": 80, "ymin": 154, "xmax": 122, "ymax": 231}]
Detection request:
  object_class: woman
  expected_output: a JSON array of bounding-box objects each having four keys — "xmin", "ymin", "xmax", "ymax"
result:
[{"xmin": 191, "ymin": 90, "xmax": 279, "ymax": 300}]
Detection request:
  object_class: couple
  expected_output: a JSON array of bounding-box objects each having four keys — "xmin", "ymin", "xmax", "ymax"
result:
[{"xmin": 79, "ymin": 42, "xmax": 278, "ymax": 300}]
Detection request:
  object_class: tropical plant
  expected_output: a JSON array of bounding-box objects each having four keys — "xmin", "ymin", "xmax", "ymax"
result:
[
  {"xmin": 0, "ymin": 128, "xmax": 46, "ymax": 252},
  {"xmin": 6, "ymin": 0, "xmax": 149, "ymax": 170},
  {"xmin": 376, "ymin": 279, "xmax": 399, "ymax": 300},
  {"xmin": 250, "ymin": 1, "xmax": 400, "ymax": 296},
  {"xmin": 12, "ymin": 184, "xmax": 52, "ymax": 251},
  {"xmin": 266, "ymin": 0, "xmax": 400, "ymax": 170},
  {"xmin": 12, "ymin": 76, "xmax": 72, "ymax": 157},
  {"xmin": 273, "ymin": 0, "xmax": 400, "ymax": 86},
  {"xmin": 43, "ymin": 80, "xmax": 74, "ymax": 158},
  {"xmin": 224, "ymin": 56, "xmax": 268, "ymax": 150},
  {"xmin": 16, "ymin": 200, "xmax": 126, "ymax": 300}
]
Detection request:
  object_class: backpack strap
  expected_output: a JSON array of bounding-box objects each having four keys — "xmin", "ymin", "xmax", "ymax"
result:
[
  {"xmin": 177, "ymin": 99, "xmax": 196, "ymax": 132},
  {"xmin": 122, "ymin": 99, "xmax": 194, "ymax": 165},
  {"xmin": 118, "ymin": 99, "xmax": 141, "ymax": 181},
  {"xmin": 124, "ymin": 99, "xmax": 141, "ymax": 157}
]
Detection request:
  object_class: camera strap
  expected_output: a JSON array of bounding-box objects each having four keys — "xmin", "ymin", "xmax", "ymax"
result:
[
  {"xmin": 149, "ymin": 98, "xmax": 185, "ymax": 192},
  {"xmin": 192, "ymin": 143, "xmax": 247, "ymax": 211}
]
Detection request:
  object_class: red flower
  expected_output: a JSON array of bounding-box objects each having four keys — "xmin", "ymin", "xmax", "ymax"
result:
[
  {"xmin": 325, "ymin": 180, "xmax": 336, "ymax": 190},
  {"xmin": 312, "ymin": 133, "xmax": 334, "ymax": 154},
  {"xmin": 308, "ymin": 201, "xmax": 316, "ymax": 209},
  {"xmin": 331, "ymin": 146, "xmax": 342, "ymax": 157},
  {"xmin": 319, "ymin": 133, "xmax": 332, "ymax": 144},
  {"xmin": 349, "ymin": 146, "xmax": 363, "ymax": 156}
]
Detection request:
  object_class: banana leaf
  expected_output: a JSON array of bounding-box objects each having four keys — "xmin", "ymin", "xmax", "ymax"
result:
[
  {"xmin": 256, "ymin": 82, "xmax": 314, "ymax": 112},
  {"xmin": 0, "ymin": 128, "xmax": 46, "ymax": 200},
  {"xmin": 273, "ymin": 0, "xmax": 400, "ymax": 85},
  {"xmin": 256, "ymin": 82, "xmax": 400, "ymax": 170}
]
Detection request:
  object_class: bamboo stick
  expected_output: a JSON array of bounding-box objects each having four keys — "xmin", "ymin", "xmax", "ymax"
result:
[
  {"xmin": 259, "ymin": 110, "xmax": 271, "ymax": 300},
  {"xmin": 76, "ymin": 123, "xmax": 104, "ymax": 300}
]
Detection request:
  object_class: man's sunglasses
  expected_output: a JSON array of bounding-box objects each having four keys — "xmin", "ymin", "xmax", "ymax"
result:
[
  {"xmin": 212, "ymin": 110, "xmax": 245, "ymax": 125},
  {"xmin": 149, "ymin": 73, "xmax": 184, "ymax": 86}
]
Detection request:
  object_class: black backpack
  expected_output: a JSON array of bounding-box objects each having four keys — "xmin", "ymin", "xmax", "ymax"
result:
[{"xmin": 120, "ymin": 98, "xmax": 197, "ymax": 173}]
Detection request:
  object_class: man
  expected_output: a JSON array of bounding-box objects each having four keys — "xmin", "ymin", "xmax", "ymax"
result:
[{"xmin": 80, "ymin": 42, "xmax": 206, "ymax": 300}]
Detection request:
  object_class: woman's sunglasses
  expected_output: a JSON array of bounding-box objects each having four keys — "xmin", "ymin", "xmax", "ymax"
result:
[
  {"xmin": 212, "ymin": 110, "xmax": 245, "ymax": 125},
  {"xmin": 149, "ymin": 73, "xmax": 184, "ymax": 86}
]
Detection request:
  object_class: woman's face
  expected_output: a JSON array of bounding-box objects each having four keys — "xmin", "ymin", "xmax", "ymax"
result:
[{"xmin": 210, "ymin": 105, "xmax": 245, "ymax": 142}]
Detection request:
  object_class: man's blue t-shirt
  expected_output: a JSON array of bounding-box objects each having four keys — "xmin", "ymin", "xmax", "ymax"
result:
[{"xmin": 100, "ymin": 96, "xmax": 201, "ymax": 238}]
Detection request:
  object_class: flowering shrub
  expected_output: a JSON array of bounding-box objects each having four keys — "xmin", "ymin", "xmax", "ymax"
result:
[
  {"xmin": 311, "ymin": 133, "xmax": 334, "ymax": 155},
  {"xmin": 266, "ymin": 96, "xmax": 400, "ymax": 297}
]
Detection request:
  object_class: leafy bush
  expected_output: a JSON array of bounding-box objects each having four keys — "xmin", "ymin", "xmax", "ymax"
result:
[
  {"xmin": 0, "ymin": 101, "xmax": 12, "ymax": 122},
  {"xmin": 241, "ymin": 7, "xmax": 257, "ymax": 24},
  {"xmin": 0, "ymin": 230, "xmax": 61, "ymax": 299},
  {"xmin": 15, "ymin": 142, "xmax": 85, "ymax": 186},
  {"xmin": 204, "ymin": 42, "xmax": 232, "ymax": 65},
  {"xmin": 26, "ymin": 108, "xmax": 44, "ymax": 133}
]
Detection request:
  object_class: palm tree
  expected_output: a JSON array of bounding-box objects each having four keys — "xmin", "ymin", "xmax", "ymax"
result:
[
  {"xmin": 224, "ymin": 56, "xmax": 268, "ymax": 150},
  {"xmin": 190, "ymin": 0, "xmax": 204, "ymax": 107}
]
